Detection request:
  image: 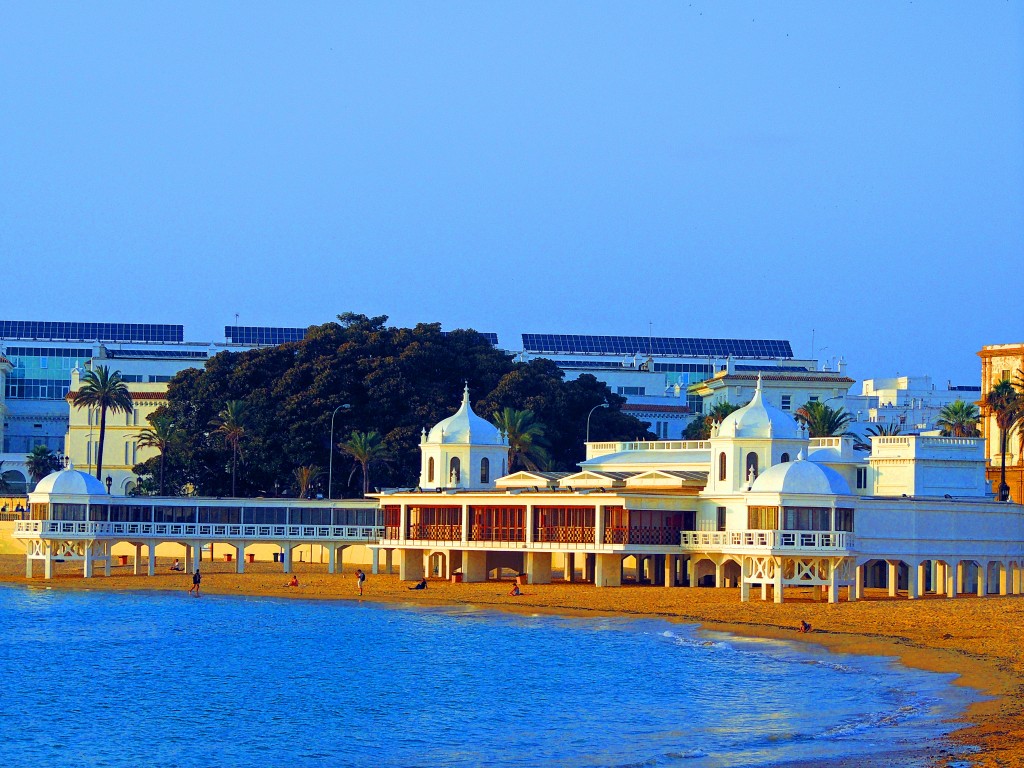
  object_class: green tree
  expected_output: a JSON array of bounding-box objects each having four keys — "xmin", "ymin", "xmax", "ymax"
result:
[
  {"xmin": 936, "ymin": 400, "xmax": 980, "ymax": 437},
  {"xmin": 492, "ymin": 408, "xmax": 550, "ymax": 472},
  {"xmin": 25, "ymin": 444, "xmax": 62, "ymax": 484},
  {"xmin": 210, "ymin": 400, "xmax": 250, "ymax": 496},
  {"xmin": 986, "ymin": 379, "xmax": 1022, "ymax": 501},
  {"xmin": 136, "ymin": 412, "xmax": 179, "ymax": 495},
  {"xmin": 69, "ymin": 365, "xmax": 133, "ymax": 480},
  {"xmin": 795, "ymin": 401, "xmax": 855, "ymax": 438},
  {"xmin": 683, "ymin": 402, "xmax": 743, "ymax": 440},
  {"xmin": 294, "ymin": 465, "xmax": 322, "ymax": 499},
  {"xmin": 340, "ymin": 430, "xmax": 389, "ymax": 496}
]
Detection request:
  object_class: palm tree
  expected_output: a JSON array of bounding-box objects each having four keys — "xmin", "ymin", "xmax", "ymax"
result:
[
  {"xmin": 69, "ymin": 365, "xmax": 133, "ymax": 480},
  {"xmin": 492, "ymin": 408, "xmax": 550, "ymax": 472},
  {"xmin": 936, "ymin": 400, "xmax": 980, "ymax": 437},
  {"xmin": 794, "ymin": 401, "xmax": 855, "ymax": 438},
  {"xmin": 986, "ymin": 379, "xmax": 1022, "ymax": 501},
  {"xmin": 210, "ymin": 400, "xmax": 250, "ymax": 497},
  {"xmin": 25, "ymin": 444, "xmax": 62, "ymax": 484},
  {"xmin": 340, "ymin": 431, "xmax": 389, "ymax": 496},
  {"xmin": 294, "ymin": 465, "xmax": 322, "ymax": 499},
  {"xmin": 136, "ymin": 412, "xmax": 179, "ymax": 495}
]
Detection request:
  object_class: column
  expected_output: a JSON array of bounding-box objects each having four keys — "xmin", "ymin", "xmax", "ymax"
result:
[
  {"xmin": 912, "ymin": 562, "xmax": 926, "ymax": 600},
  {"xmin": 935, "ymin": 560, "xmax": 946, "ymax": 596},
  {"xmin": 594, "ymin": 505, "xmax": 605, "ymax": 547},
  {"xmin": 999, "ymin": 561, "xmax": 1009, "ymax": 596},
  {"xmin": 83, "ymin": 543, "xmax": 94, "ymax": 579},
  {"xmin": 283, "ymin": 544, "xmax": 294, "ymax": 574},
  {"xmin": 104, "ymin": 543, "xmax": 111, "ymax": 577},
  {"xmin": 399, "ymin": 504, "xmax": 408, "ymax": 544},
  {"xmin": 328, "ymin": 545, "xmax": 337, "ymax": 574},
  {"xmin": 371, "ymin": 548, "xmax": 380, "ymax": 576},
  {"xmin": 385, "ymin": 548, "xmax": 394, "ymax": 575},
  {"xmin": 687, "ymin": 558, "xmax": 697, "ymax": 589},
  {"xmin": 714, "ymin": 561, "xmax": 724, "ymax": 588},
  {"xmin": 887, "ymin": 560, "xmax": 899, "ymax": 597},
  {"xmin": 945, "ymin": 561, "xmax": 957, "ymax": 599},
  {"xmin": 564, "ymin": 553, "xmax": 576, "ymax": 582},
  {"xmin": 462, "ymin": 550, "xmax": 487, "ymax": 583},
  {"xmin": 664, "ymin": 554, "xmax": 676, "ymax": 588},
  {"xmin": 525, "ymin": 552, "xmax": 552, "ymax": 584},
  {"xmin": 235, "ymin": 544, "xmax": 245, "ymax": 574},
  {"xmin": 44, "ymin": 548, "xmax": 53, "ymax": 580},
  {"xmin": 1013, "ymin": 562, "xmax": 1022, "ymax": 595},
  {"xmin": 147, "ymin": 542, "xmax": 156, "ymax": 576},
  {"xmin": 134, "ymin": 543, "xmax": 142, "ymax": 575},
  {"xmin": 525, "ymin": 504, "xmax": 535, "ymax": 546},
  {"xmin": 761, "ymin": 582, "xmax": 768, "ymax": 601},
  {"xmin": 184, "ymin": 544, "xmax": 192, "ymax": 574},
  {"xmin": 977, "ymin": 562, "xmax": 987, "ymax": 597},
  {"xmin": 740, "ymin": 575, "xmax": 750, "ymax": 602},
  {"xmin": 773, "ymin": 557, "xmax": 784, "ymax": 604},
  {"xmin": 460, "ymin": 505, "xmax": 470, "ymax": 546},
  {"xmin": 25, "ymin": 553, "xmax": 32, "ymax": 579},
  {"xmin": 853, "ymin": 564, "xmax": 864, "ymax": 600},
  {"xmin": 956, "ymin": 561, "xmax": 965, "ymax": 595},
  {"xmin": 398, "ymin": 548, "xmax": 425, "ymax": 581},
  {"xmin": 594, "ymin": 553, "xmax": 622, "ymax": 587},
  {"xmin": 827, "ymin": 560, "xmax": 839, "ymax": 604}
]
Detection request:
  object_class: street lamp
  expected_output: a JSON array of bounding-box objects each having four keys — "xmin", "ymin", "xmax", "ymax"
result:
[
  {"xmin": 327, "ymin": 404, "xmax": 352, "ymax": 500},
  {"xmin": 586, "ymin": 403, "xmax": 610, "ymax": 443}
]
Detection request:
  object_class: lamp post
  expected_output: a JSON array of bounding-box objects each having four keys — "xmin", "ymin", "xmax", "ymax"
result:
[
  {"xmin": 586, "ymin": 403, "xmax": 610, "ymax": 443},
  {"xmin": 327, "ymin": 404, "xmax": 351, "ymax": 500}
]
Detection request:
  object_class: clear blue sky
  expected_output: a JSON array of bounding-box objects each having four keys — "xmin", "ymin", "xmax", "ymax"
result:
[{"xmin": 2, "ymin": 3, "xmax": 1021, "ymax": 385}]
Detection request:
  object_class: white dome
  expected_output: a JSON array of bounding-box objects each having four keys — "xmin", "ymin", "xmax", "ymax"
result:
[
  {"xmin": 32, "ymin": 467, "xmax": 108, "ymax": 496},
  {"xmin": 426, "ymin": 386, "xmax": 504, "ymax": 445},
  {"xmin": 718, "ymin": 376, "xmax": 800, "ymax": 440},
  {"xmin": 751, "ymin": 453, "xmax": 851, "ymax": 496}
]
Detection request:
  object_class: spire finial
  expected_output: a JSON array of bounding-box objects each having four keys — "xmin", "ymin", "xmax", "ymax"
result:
[{"xmin": 462, "ymin": 382, "xmax": 470, "ymax": 404}]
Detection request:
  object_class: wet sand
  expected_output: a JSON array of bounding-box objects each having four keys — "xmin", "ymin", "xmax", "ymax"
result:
[{"xmin": 3, "ymin": 555, "xmax": 1022, "ymax": 767}]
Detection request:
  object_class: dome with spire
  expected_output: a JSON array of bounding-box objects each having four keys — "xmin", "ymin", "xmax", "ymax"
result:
[
  {"xmin": 32, "ymin": 465, "xmax": 108, "ymax": 497},
  {"xmin": 717, "ymin": 374, "xmax": 801, "ymax": 440},
  {"xmin": 750, "ymin": 451, "xmax": 851, "ymax": 495},
  {"xmin": 426, "ymin": 385, "xmax": 505, "ymax": 445}
]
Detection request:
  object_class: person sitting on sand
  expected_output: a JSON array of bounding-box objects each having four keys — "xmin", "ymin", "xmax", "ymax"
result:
[
  {"xmin": 170, "ymin": 559, "xmax": 183, "ymax": 571},
  {"xmin": 409, "ymin": 578, "xmax": 427, "ymax": 590},
  {"xmin": 508, "ymin": 583, "xmax": 522, "ymax": 597},
  {"xmin": 798, "ymin": 620, "xmax": 811, "ymax": 633},
  {"xmin": 288, "ymin": 575, "xmax": 299, "ymax": 587}
]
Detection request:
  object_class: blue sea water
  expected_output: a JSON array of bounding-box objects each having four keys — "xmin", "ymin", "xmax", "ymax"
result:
[{"xmin": 0, "ymin": 585, "xmax": 976, "ymax": 768}]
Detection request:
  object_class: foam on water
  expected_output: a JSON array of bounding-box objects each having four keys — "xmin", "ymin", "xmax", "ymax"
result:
[{"xmin": 0, "ymin": 585, "xmax": 979, "ymax": 768}]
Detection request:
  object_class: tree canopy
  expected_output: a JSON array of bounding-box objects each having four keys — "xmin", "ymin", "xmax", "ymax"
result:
[{"xmin": 134, "ymin": 314, "xmax": 654, "ymax": 496}]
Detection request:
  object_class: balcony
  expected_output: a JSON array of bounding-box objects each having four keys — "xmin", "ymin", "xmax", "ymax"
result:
[
  {"xmin": 680, "ymin": 530, "xmax": 853, "ymax": 552},
  {"xmin": 14, "ymin": 520, "xmax": 384, "ymax": 543}
]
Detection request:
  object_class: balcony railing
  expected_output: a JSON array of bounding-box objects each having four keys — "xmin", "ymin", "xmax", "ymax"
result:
[
  {"xmin": 680, "ymin": 530, "xmax": 852, "ymax": 551},
  {"xmin": 14, "ymin": 520, "xmax": 384, "ymax": 542}
]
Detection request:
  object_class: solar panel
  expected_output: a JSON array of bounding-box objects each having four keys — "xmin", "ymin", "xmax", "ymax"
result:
[
  {"xmin": 522, "ymin": 334, "xmax": 793, "ymax": 359},
  {"xmin": 107, "ymin": 350, "xmax": 209, "ymax": 359},
  {"xmin": 224, "ymin": 326, "xmax": 307, "ymax": 345},
  {"xmin": 0, "ymin": 321, "xmax": 183, "ymax": 343}
]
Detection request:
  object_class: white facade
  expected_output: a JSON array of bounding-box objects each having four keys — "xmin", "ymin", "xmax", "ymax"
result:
[{"xmin": 418, "ymin": 386, "xmax": 508, "ymax": 490}]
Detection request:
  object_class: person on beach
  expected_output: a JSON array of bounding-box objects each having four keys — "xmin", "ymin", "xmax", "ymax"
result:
[
  {"xmin": 409, "ymin": 578, "xmax": 427, "ymax": 590},
  {"xmin": 508, "ymin": 583, "xmax": 522, "ymax": 597},
  {"xmin": 798, "ymin": 620, "xmax": 811, "ymax": 633},
  {"xmin": 356, "ymin": 569, "xmax": 366, "ymax": 596},
  {"xmin": 288, "ymin": 575, "xmax": 299, "ymax": 587},
  {"xmin": 170, "ymin": 559, "xmax": 183, "ymax": 571},
  {"xmin": 189, "ymin": 569, "xmax": 202, "ymax": 597}
]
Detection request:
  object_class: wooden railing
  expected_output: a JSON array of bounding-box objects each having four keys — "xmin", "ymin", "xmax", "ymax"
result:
[
  {"xmin": 408, "ymin": 523, "xmax": 462, "ymax": 541},
  {"xmin": 534, "ymin": 526, "xmax": 595, "ymax": 544},
  {"xmin": 605, "ymin": 526, "xmax": 682, "ymax": 546}
]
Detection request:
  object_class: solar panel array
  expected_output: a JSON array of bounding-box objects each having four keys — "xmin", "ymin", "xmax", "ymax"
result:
[
  {"xmin": 523, "ymin": 334, "xmax": 793, "ymax": 359},
  {"xmin": 224, "ymin": 326, "xmax": 307, "ymax": 345},
  {"xmin": 733, "ymin": 364, "xmax": 814, "ymax": 373},
  {"xmin": 0, "ymin": 321, "xmax": 183, "ymax": 343},
  {"xmin": 107, "ymin": 349, "xmax": 209, "ymax": 359}
]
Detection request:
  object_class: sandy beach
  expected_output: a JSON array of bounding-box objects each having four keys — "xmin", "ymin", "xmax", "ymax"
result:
[{"xmin": 3, "ymin": 555, "xmax": 1022, "ymax": 767}]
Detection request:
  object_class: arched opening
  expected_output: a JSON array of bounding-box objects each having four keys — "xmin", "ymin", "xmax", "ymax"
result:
[
  {"xmin": 745, "ymin": 452, "xmax": 758, "ymax": 481},
  {"xmin": 480, "ymin": 457, "xmax": 490, "ymax": 484},
  {"xmin": 428, "ymin": 457, "xmax": 435, "ymax": 483},
  {"xmin": 780, "ymin": 452, "xmax": 790, "ymax": 463},
  {"xmin": 449, "ymin": 457, "xmax": 461, "ymax": 485},
  {"xmin": 718, "ymin": 452, "xmax": 727, "ymax": 481}
]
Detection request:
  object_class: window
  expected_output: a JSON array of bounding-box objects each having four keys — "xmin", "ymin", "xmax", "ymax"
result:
[
  {"xmin": 745, "ymin": 452, "xmax": 758, "ymax": 481},
  {"xmin": 449, "ymin": 457, "xmax": 461, "ymax": 485},
  {"xmin": 718, "ymin": 452, "xmax": 727, "ymax": 481},
  {"xmin": 809, "ymin": 395, "xmax": 819, "ymax": 403},
  {"xmin": 780, "ymin": 452, "xmax": 790, "ymax": 463},
  {"xmin": 428, "ymin": 457, "xmax": 434, "ymax": 483},
  {"xmin": 783, "ymin": 506, "xmax": 831, "ymax": 531},
  {"xmin": 834, "ymin": 508, "xmax": 855, "ymax": 532},
  {"xmin": 856, "ymin": 467, "xmax": 867, "ymax": 489},
  {"xmin": 747, "ymin": 506, "xmax": 779, "ymax": 529},
  {"xmin": 656, "ymin": 421, "xmax": 669, "ymax": 438},
  {"xmin": 781, "ymin": 395, "xmax": 791, "ymax": 411},
  {"xmin": 716, "ymin": 506, "xmax": 727, "ymax": 531},
  {"xmin": 616, "ymin": 386, "xmax": 646, "ymax": 396},
  {"xmin": 480, "ymin": 457, "xmax": 490, "ymax": 484},
  {"xmin": 39, "ymin": 357, "xmax": 47, "ymax": 369}
]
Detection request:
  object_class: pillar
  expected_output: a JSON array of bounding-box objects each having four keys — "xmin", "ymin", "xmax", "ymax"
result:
[
  {"xmin": 853, "ymin": 564, "xmax": 864, "ymax": 600},
  {"xmin": 104, "ymin": 543, "xmax": 111, "ymax": 577},
  {"xmin": 594, "ymin": 505, "xmax": 605, "ymax": 546},
  {"xmin": 564, "ymin": 552, "xmax": 576, "ymax": 582},
  {"xmin": 462, "ymin": 550, "xmax": 487, "ymax": 583},
  {"xmin": 459, "ymin": 505, "xmax": 469, "ymax": 546},
  {"xmin": 1013, "ymin": 563, "xmax": 1022, "ymax": 595},
  {"xmin": 25, "ymin": 554, "xmax": 32, "ymax": 579},
  {"xmin": 887, "ymin": 560, "xmax": 899, "ymax": 597},
  {"xmin": 594, "ymin": 553, "xmax": 622, "ymax": 587},
  {"xmin": 371, "ymin": 548, "xmax": 380, "ymax": 575},
  {"xmin": 385, "ymin": 548, "xmax": 394, "ymax": 575},
  {"xmin": 740, "ymin": 576, "xmax": 750, "ymax": 602},
  {"xmin": 956, "ymin": 561, "xmax": 965, "ymax": 595},
  {"xmin": 687, "ymin": 558, "xmax": 697, "ymax": 588},
  {"xmin": 44, "ymin": 549, "xmax": 53, "ymax": 580},
  {"xmin": 773, "ymin": 558, "xmax": 784, "ymax": 604},
  {"xmin": 714, "ymin": 561, "xmax": 724, "ymax": 588},
  {"xmin": 827, "ymin": 561, "xmax": 839, "ymax": 604},
  {"xmin": 999, "ymin": 561, "xmax": 1009, "ymax": 596},
  {"xmin": 930, "ymin": 560, "xmax": 938, "ymax": 594},
  {"xmin": 328, "ymin": 544, "xmax": 337, "ymax": 574},
  {"xmin": 398, "ymin": 504, "xmax": 408, "ymax": 544},
  {"xmin": 398, "ymin": 548, "xmax": 425, "ymax": 581},
  {"xmin": 911, "ymin": 562, "xmax": 925, "ymax": 600},
  {"xmin": 525, "ymin": 552, "xmax": 552, "ymax": 585},
  {"xmin": 977, "ymin": 562, "xmax": 987, "ymax": 597},
  {"xmin": 584, "ymin": 553, "xmax": 595, "ymax": 583},
  {"xmin": 134, "ymin": 543, "xmax": 142, "ymax": 575},
  {"xmin": 235, "ymin": 544, "xmax": 245, "ymax": 574},
  {"xmin": 147, "ymin": 542, "xmax": 156, "ymax": 576},
  {"xmin": 83, "ymin": 544, "xmax": 94, "ymax": 579},
  {"xmin": 664, "ymin": 554, "xmax": 676, "ymax": 588},
  {"xmin": 283, "ymin": 544, "xmax": 294, "ymax": 574},
  {"xmin": 761, "ymin": 582, "xmax": 768, "ymax": 601},
  {"xmin": 935, "ymin": 561, "xmax": 946, "ymax": 596},
  {"xmin": 525, "ymin": 504, "xmax": 535, "ymax": 546},
  {"xmin": 945, "ymin": 561, "xmax": 957, "ymax": 599},
  {"xmin": 184, "ymin": 544, "xmax": 192, "ymax": 574}
]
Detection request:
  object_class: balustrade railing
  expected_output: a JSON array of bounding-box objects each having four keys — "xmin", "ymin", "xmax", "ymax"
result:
[
  {"xmin": 679, "ymin": 530, "xmax": 852, "ymax": 550},
  {"xmin": 14, "ymin": 520, "xmax": 384, "ymax": 541},
  {"xmin": 605, "ymin": 526, "xmax": 682, "ymax": 546}
]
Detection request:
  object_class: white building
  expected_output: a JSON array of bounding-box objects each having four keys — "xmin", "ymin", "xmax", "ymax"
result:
[{"xmin": 845, "ymin": 375, "xmax": 981, "ymax": 434}]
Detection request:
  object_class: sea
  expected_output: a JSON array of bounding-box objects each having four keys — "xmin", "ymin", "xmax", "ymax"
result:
[{"xmin": 0, "ymin": 585, "xmax": 979, "ymax": 768}]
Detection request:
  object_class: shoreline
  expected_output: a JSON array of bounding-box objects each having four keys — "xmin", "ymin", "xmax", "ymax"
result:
[{"xmin": 3, "ymin": 557, "xmax": 1022, "ymax": 766}]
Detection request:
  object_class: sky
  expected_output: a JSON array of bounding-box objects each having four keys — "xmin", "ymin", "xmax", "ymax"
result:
[{"xmin": 1, "ymin": 2, "xmax": 1021, "ymax": 386}]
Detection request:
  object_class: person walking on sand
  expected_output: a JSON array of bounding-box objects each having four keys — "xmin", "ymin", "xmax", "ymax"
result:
[
  {"xmin": 189, "ymin": 568, "xmax": 202, "ymax": 597},
  {"xmin": 356, "ymin": 568, "xmax": 366, "ymax": 596}
]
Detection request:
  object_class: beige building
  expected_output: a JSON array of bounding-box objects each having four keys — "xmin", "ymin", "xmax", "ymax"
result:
[
  {"xmin": 979, "ymin": 343, "xmax": 1024, "ymax": 503},
  {"xmin": 64, "ymin": 368, "xmax": 168, "ymax": 494}
]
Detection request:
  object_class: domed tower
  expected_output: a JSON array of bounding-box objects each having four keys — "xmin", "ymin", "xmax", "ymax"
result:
[
  {"xmin": 706, "ymin": 375, "xmax": 809, "ymax": 493},
  {"xmin": 419, "ymin": 385, "xmax": 509, "ymax": 490}
]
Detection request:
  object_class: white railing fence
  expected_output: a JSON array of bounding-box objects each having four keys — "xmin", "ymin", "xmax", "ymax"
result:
[
  {"xmin": 14, "ymin": 520, "xmax": 384, "ymax": 542},
  {"xmin": 680, "ymin": 530, "xmax": 852, "ymax": 550}
]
